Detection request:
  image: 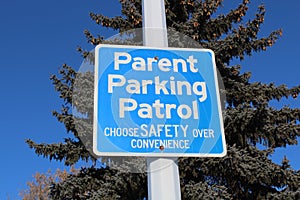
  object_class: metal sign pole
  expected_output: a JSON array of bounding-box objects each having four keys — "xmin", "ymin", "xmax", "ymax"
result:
[{"xmin": 142, "ymin": 0, "xmax": 181, "ymax": 199}]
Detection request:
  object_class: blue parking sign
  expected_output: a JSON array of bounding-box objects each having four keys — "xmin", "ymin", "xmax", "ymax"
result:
[{"xmin": 93, "ymin": 44, "xmax": 226, "ymax": 157}]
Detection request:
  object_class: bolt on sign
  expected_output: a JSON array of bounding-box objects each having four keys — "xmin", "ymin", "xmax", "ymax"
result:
[{"xmin": 93, "ymin": 44, "xmax": 226, "ymax": 157}]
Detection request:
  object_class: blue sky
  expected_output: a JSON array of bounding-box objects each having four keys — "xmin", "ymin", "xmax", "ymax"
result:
[{"xmin": 0, "ymin": 0, "xmax": 299, "ymax": 199}]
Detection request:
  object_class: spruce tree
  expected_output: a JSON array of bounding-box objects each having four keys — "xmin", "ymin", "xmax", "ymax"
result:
[{"xmin": 26, "ymin": 0, "xmax": 300, "ymax": 199}]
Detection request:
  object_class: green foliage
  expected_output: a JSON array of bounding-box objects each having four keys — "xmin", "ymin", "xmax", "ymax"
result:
[
  {"xmin": 50, "ymin": 167, "xmax": 147, "ymax": 200},
  {"xmin": 26, "ymin": 0, "xmax": 300, "ymax": 199}
]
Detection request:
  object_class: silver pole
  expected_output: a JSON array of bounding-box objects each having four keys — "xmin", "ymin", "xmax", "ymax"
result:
[{"xmin": 142, "ymin": 0, "xmax": 181, "ymax": 199}]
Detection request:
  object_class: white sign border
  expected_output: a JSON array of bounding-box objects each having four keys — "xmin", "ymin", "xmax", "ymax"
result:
[{"xmin": 93, "ymin": 44, "xmax": 227, "ymax": 157}]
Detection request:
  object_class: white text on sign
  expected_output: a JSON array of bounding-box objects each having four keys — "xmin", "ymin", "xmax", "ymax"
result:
[{"xmin": 108, "ymin": 51, "xmax": 208, "ymax": 120}]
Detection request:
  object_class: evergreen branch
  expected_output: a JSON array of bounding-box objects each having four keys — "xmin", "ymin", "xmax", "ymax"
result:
[
  {"xmin": 120, "ymin": 0, "xmax": 142, "ymax": 27},
  {"xmin": 26, "ymin": 138, "xmax": 94, "ymax": 166},
  {"xmin": 225, "ymin": 105, "xmax": 300, "ymax": 148},
  {"xmin": 83, "ymin": 30, "xmax": 104, "ymax": 46},
  {"xmin": 52, "ymin": 109, "xmax": 77, "ymax": 135},
  {"xmin": 209, "ymin": 5, "xmax": 282, "ymax": 64},
  {"xmin": 50, "ymin": 167, "xmax": 147, "ymax": 200},
  {"xmin": 226, "ymin": 82, "xmax": 300, "ymax": 107},
  {"xmin": 50, "ymin": 64, "xmax": 76, "ymax": 105},
  {"xmin": 89, "ymin": 13, "xmax": 132, "ymax": 32},
  {"xmin": 166, "ymin": 0, "xmax": 223, "ymax": 38},
  {"xmin": 183, "ymin": 181, "xmax": 233, "ymax": 200},
  {"xmin": 212, "ymin": 28, "xmax": 282, "ymax": 64},
  {"xmin": 197, "ymin": 0, "xmax": 249, "ymax": 41},
  {"xmin": 180, "ymin": 145, "xmax": 299, "ymax": 199},
  {"xmin": 198, "ymin": 0, "xmax": 224, "ymax": 19},
  {"xmin": 77, "ymin": 46, "xmax": 91, "ymax": 59},
  {"xmin": 264, "ymin": 107, "xmax": 300, "ymax": 147}
]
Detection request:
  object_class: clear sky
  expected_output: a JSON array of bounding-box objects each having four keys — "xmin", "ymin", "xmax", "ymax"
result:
[{"xmin": 0, "ymin": 0, "xmax": 299, "ymax": 199}]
